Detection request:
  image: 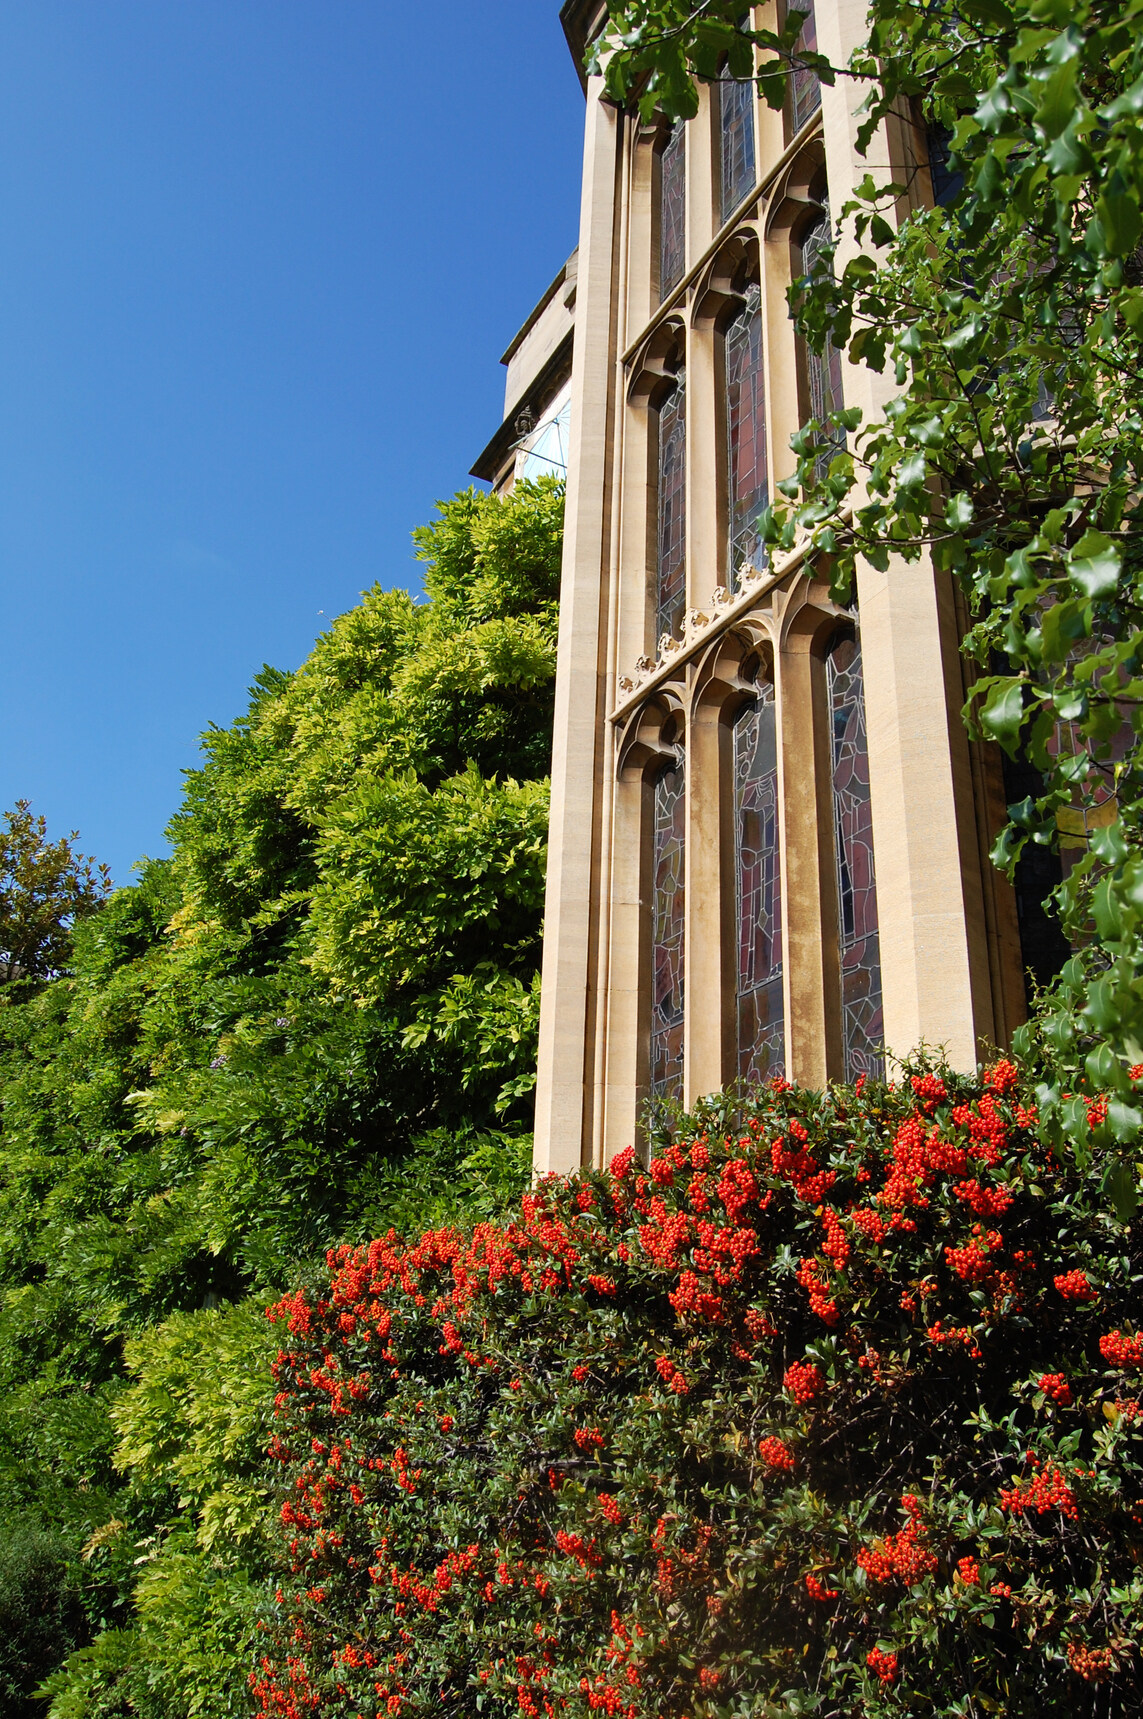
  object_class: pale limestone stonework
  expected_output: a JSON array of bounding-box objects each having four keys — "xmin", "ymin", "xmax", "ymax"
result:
[{"xmin": 474, "ymin": 3, "xmax": 1033, "ymax": 1175}]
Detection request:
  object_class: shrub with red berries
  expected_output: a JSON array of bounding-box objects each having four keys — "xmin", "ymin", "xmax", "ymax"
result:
[{"xmin": 255, "ymin": 1057, "xmax": 1142, "ymax": 1717}]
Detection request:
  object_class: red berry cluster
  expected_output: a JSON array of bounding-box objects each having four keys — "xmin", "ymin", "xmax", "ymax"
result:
[
  {"xmin": 865, "ymin": 1647, "xmax": 899, "ymax": 1684},
  {"xmin": 757, "ymin": 1436, "xmax": 795, "ymax": 1471}
]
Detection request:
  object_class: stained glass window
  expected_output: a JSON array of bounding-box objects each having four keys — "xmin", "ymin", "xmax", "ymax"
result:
[
  {"xmin": 735, "ymin": 689, "xmax": 784, "ymax": 1086},
  {"xmin": 826, "ymin": 632, "xmax": 884, "ymax": 1080},
  {"xmin": 725, "ymin": 284, "xmax": 767, "ymax": 588},
  {"xmin": 659, "ymin": 121, "xmax": 686, "ymax": 300},
  {"xmin": 657, "ymin": 374, "xmax": 687, "ymax": 642},
  {"xmin": 788, "ymin": 0, "xmax": 822, "ymax": 135},
  {"xmin": 799, "ymin": 214, "xmax": 846, "ymax": 477},
  {"xmin": 719, "ymin": 73, "xmax": 756, "ymax": 223},
  {"xmin": 650, "ymin": 758, "xmax": 686, "ymax": 1104}
]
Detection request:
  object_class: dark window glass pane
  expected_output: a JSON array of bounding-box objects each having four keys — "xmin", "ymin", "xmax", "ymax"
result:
[
  {"xmin": 1000, "ymin": 749, "xmax": 1069, "ymax": 1007},
  {"xmin": 651, "ymin": 759, "xmax": 686, "ymax": 1104},
  {"xmin": 799, "ymin": 213, "xmax": 846, "ymax": 477},
  {"xmin": 719, "ymin": 74, "xmax": 756, "ymax": 222},
  {"xmin": 735, "ymin": 691, "xmax": 784, "ymax": 1086},
  {"xmin": 659, "ymin": 122, "xmax": 686, "ymax": 299},
  {"xmin": 927, "ymin": 123, "xmax": 964, "ymax": 208},
  {"xmin": 725, "ymin": 284, "xmax": 767, "ymax": 589},
  {"xmin": 657, "ymin": 375, "xmax": 687, "ymax": 642},
  {"xmin": 827, "ymin": 632, "xmax": 884, "ymax": 1080},
  {"xmin": 788, "ymin": 0, "xmax": 821, "ymax": 135}
]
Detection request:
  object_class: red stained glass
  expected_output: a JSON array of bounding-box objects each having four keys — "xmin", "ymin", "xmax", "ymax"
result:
[
  {"xmin": 827, "ymin": 632, "xmax": 884, "ymax": 1080},
  {"xmin": 657, "ymin": 375, "xmax": 687, "ymax": 642},
  {"xmin": 650, "ymin": 759, "xmax": 686, "ymax": 1104},
  {"xmin": 659, "ymin": 122, "xmax": 686, "ymax": 299},
  {"xmin": 735, "ymin": 689, "xmax": 784, "ymax": 1085},
  {"xmin": 726, "ymin": 285, "xmax": 767, "ymax": 587}
]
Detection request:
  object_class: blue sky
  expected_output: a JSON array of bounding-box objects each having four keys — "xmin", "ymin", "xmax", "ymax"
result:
[{"xmin": 0, "ymin": 1, "xmax": 585, "ymax": 886}]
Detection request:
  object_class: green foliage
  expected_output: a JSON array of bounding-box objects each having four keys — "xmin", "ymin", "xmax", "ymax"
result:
[
  {"xmin": 0, "ymin": 1524, "xmax": 88, "ymax": 1718},
  {"xmin": 599, "ymin": 0, "xmax": 1143, "ymax": 1127},
  {"xmin": 588, "ymin": 2, "xmax": 833, "ymax": 122},
  {"xmin": 258, "ymin": 1058, "xmax": 1143, "ymax": 1717},
  {"xmin": 0, "ymin": 477, "xmax": 562, "ymax": 1715},
  {"xmin": 0, "ymin": 800, "xmax": 112, "ymax": 996}
]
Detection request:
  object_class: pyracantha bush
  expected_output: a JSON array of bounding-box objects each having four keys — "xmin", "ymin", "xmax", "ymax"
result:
[{"xmin": 256, "ymin": 1059, "xmax": 1143, "ymax": 1718}]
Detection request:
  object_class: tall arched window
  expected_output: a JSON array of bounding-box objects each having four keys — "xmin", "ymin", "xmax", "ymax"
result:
[
  {"xmin": 659, "ymin": 121, "xmax": 686, "ymax": 300},
  {"xmin": 787, "ymin": 0, "xmax": 821, "ymax": 136},
  {"xmin": 735, "ymin": 687, "xmax": 784, "ymax": 1084},
  {"xmin": 657, "ymin": 373, "xmax": 687, "ymax": 642},
  {"xmin": 725, "ymin": 284, "xmax": 767, "ymax": 587},
  {"xmin": 719, "ymin": 73, "xmax": 756, "ymax": 222},
  {"xmin": 798, "ymin": 213, "xmax": 845, "ymax": 476},
  {"xmin": 650, "ymin": 756, "xmax": 686, "ymax": 1103},
  {"xmin": 799, "ymin": 214, "xmax": 844, "ymax": 427},
  {"xmin": 826, "ymin": 631, "xmax": 884, "ymax": 1079}
]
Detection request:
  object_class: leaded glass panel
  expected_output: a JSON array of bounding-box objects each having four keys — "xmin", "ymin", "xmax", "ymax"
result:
[
  {"xmin": 657, "ymin": 375, "xmax": 687, "ymax": 642},
  {"xmin": 788, "ymin": 0, "xmax": 822, "ymax": 135},
  {"xmin": 719, "ymin": 74, "xmax": 756, "ymax": 223},
  {"xmin": 735, "ymin": 691, "xmax": 784, "ymax": 1086},
  {"xmin": 800, "ymin": 214, "xmax": 846, "ymax": 477},
  {"xmin": 827, "ymin": 633, "xmax": 884, "ymax": 1080},
  {"xmin": 725, "ymin": 285, "xmax": 767, "ymax": 588},
  {"xmin": 659, "ymin": 122, "xmax": 686, "ymax": 300},
  {"xmin": 517, "ymin": 396, "xmax": 570, "ymax": 483},
  {"xmin": 650, "ymin": 759, "xmax": 686, "ymax": 1104}
]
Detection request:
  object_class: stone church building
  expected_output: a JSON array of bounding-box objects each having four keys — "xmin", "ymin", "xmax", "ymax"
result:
[{"xmin": 472, "ymin": 1, "xmax": 1057, "ymax": 1177}]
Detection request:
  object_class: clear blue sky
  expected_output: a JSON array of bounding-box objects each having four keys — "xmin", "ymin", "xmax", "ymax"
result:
[{"xmin": 0, "ymin": 1, "xmax": 585, "ymax": 886}]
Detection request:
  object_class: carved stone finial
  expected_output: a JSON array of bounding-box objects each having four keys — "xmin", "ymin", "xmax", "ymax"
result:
[
  {"xmin": 685, "ymin": 608, "xmax": 710, "ymax": 638},
  {"xmin": 709, "ymin": 586, "xmax": 730, "ymax": 609},
  {"xmin": 618, "ymin": 674, "xmax": 635, "ymax": 696},
  {"xmin": 658, "ymin": 632, "xmax": 682, "ymax": 659}
]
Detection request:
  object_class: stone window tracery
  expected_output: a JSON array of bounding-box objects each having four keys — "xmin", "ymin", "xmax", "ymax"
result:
[
  {"xmin": 725, "ymin": 284, "xmax": 767, "ymax": 587},
  {"xmin": 659, "ymin": 122, "xmax": 687, "ymax": 299},
  {"xmin": 650, "ymin": 755, "xmax": 686, "ymax": 1103},
  {"xmin": 826, "ymin": 630, "xmax": 884, "ymax": 1079},
  {"xmin": 656, "ymin": 373, "xmax": 687, "ymax": 642},
  {"xmin": 719, "ymin": 73, "xmax": 756, "ymax": 223},
  {"xmin": 734, "ymin": 685, "xmax": 784, "ymax": 1085}
]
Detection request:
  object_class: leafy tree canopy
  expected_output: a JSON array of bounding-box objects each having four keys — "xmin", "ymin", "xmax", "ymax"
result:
[
  {"xmin": 0, "ymin": 477, "xmax": 562, "ymax": 1718},
  {"xmin": 0, "ymin": 801, "xmax": 112, "ymax": 997}
]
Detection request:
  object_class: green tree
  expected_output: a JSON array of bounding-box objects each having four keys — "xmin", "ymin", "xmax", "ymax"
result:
[
  {"xmin": 0, "ymin": 801, "xmax": 112, "ymax": 996},
  {"xmin": 598, "ymin": 0, "xmax": 1143, "ymax": 1146},
  {"xmin": 0, "ymin": 477, "xmax": 563, "ymax": 1717}
]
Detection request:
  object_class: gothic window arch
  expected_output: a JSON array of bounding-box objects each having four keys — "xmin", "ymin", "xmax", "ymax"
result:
[
  {"xmin": 658, "ymin": 120, "xmax": 687, "ymax": 300},
  {"xmin": 732, "ymin": 671, "xmax": 784, "ymax": 1085},
  {"xmin": 656, "ymin": 370, "xmax": 687, "ymax": 643},
  {"xmin": 650, "ymin": 744, "xmax": 686, "ymax": 1104},
  {"xmin": 718, "ymin": 67, "xmax": 756, "ymax": 223},
  {"xmin": 795, "ymin": 207, "xmax": 845, "ymax": 475},
  {"xmin": 825, "ymin": 626, "xmax": 884, "ymax": 1079},
  {"xmin": 785, "ymin": 0, "xmax": 822, "ymax": 138},
  {"xmin": 724, "ymin": 283, "xmax": 768, "ymax": 588}
]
